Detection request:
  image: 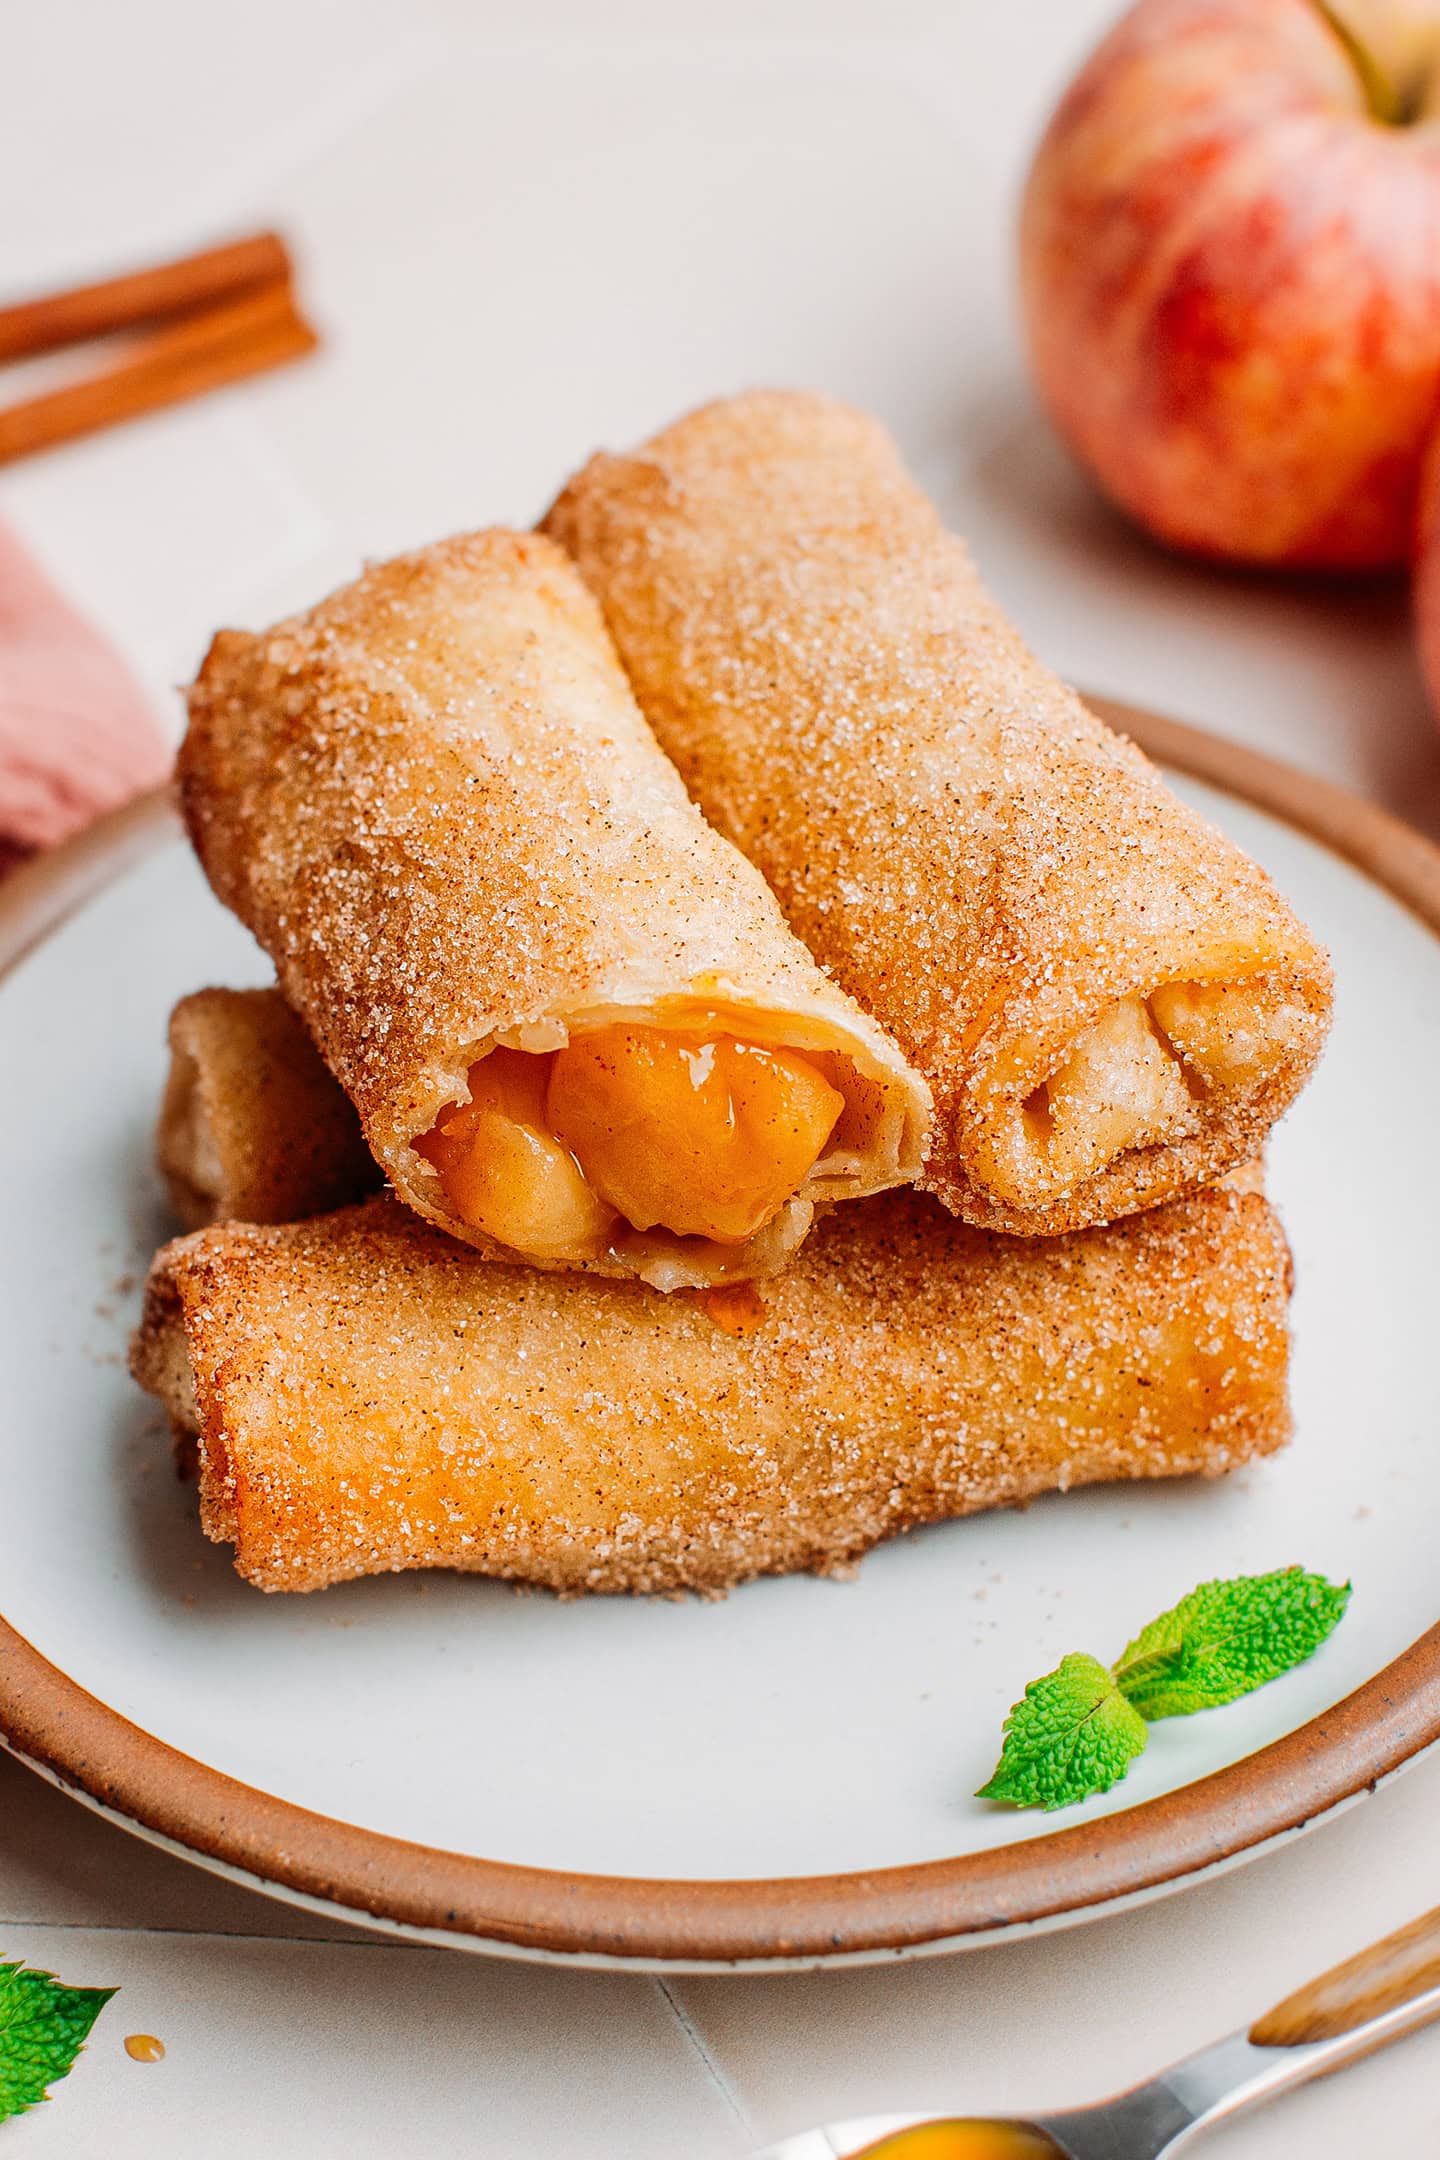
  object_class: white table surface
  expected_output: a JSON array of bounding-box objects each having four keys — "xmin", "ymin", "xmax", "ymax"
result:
[{"xmin": 4, "ymin": 1, "xmax": 1439, "ymax": 2151}]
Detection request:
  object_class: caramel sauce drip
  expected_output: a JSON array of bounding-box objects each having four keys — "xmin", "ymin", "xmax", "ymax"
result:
[
  {"xmin": 699, "ymin": 1281, "xmax": 769, "ymax": 1335},
  {"xmin": 124, "ymin": 2033, "xmax": 166, "ymax": 2064}
]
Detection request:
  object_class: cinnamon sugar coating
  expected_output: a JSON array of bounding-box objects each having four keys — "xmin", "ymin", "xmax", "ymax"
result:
[
  {"xmin": 131, "ymin": 1183, "xmax": 1292, "ymax": 1596},
  {"xmin": 179, "ymin": 529, "xmax": 929, "ymax": 1289},
  {"xmin": 545, "ymin": 391, "xmax": 1333, "ymax": 1235},
  {"xmin": 158, "ymin": 986, "xmax": 379, "ymax": 1228}
]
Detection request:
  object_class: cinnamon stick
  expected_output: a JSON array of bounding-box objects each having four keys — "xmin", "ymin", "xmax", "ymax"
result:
[
  {"xmin": 0, "ymin": 278, "xmax": 319, "ymax": 468},
  {"xmin": 0, "ymin": 232, "xmax": 293, "ymax": 366}
]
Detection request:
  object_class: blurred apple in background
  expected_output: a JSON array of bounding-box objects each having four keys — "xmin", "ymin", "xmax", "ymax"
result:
[
  {"xmin": 1020, "ymin": 0, "xmax": 1440, "ymax": 571},
  {"xmin": 1412, "ymin": 416, "xmax": 1440, "ymax": 709}
]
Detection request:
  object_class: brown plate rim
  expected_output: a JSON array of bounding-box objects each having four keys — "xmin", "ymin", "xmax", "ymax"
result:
[{"xmin": 2, "ymin": 704, "xmax": 1438, "ymax": 1967}]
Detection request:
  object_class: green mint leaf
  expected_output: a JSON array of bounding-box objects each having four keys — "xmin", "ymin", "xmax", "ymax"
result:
[
  {"xmin": 977, "ymin": 1651, "xmax": 1149, "ymax": 1811},
  {"xmin": 1112, "ymin": 1567, "xmax": 1351, "ymax": 1722},
  {"xmin": 0, "ymin": 1960, "xmax": 116, "ymax": 2123}
]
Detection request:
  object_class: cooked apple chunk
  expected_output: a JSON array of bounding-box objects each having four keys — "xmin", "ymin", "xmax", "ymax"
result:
[
  {"xmin": 419, "ymin": 1026, "xmax": 844, "ymax": 1256},
  {"xmin": 414, "ymin": 1048, "xmax": 616, "ymax": 1259},
  {"xmin": 973, "ymin": 977, "xmax": 1304, "ymax": 1211}
]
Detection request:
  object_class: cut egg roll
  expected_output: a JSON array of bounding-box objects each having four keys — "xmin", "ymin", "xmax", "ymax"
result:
[
  {"xmin": 157, "ymin": 987, "xmax": 380, "ymax": 1229},
  {"xmin": 546, "ymin": 391, "xmax": 1333, "ymax": 1236},
  {"xmin": 178, "ymin": 530, "xmax": 929, "ymax": 1290},
  {"xmin": 130, "ymin": 1181, "xmax": 1292, "ymax": 1596}
]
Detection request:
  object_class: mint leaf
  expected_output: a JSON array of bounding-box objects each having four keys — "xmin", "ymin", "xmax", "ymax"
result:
[
  {"xmin": 0, "ymin": 1960, "xmax": 116, "ymax": 2123},
  {"xmin": 977, "ymin": 1567, "xmax": 1353, "ymax": 1814},
  {"xmin": 1112, "ymin": 1568, "xmax": 1351, "ymax": 1722},
  {"xmin": 977, "ymin": 1652, "xmax": 1149, "ymax": 1811}
]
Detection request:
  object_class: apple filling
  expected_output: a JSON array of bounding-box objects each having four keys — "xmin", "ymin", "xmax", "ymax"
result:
[
  {"xmin": 414, "ymin": 1049, "xmax": 615, "ymax": 1259},
  {"xmin": 416, "ymin": 1027, "xmax": 845, "ymax": 1255},
  {"xmin": 974, "ymin": 979, "xmax": 1290, "ymax": 1207}
]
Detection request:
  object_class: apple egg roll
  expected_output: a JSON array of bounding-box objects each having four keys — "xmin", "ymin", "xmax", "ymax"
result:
[
  {"xmin": 158, "ymin": 986, "xmax": 380, "ymax": 1229},
  {"xmin": 130, "ymin": 1182, "xmax": 1292, "ymax": 1596},
  {"xmin": 179, "ymin": 530, "xmax": 929, "ymax": 1289},
  {"xmin": 546, "ymin": 391, "xmax": 1333, "ymax": 1236}
]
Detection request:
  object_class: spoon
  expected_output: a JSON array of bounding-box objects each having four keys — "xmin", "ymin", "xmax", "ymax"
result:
[{"xmin": 757, "ymin": 1901, "xmax": 1440, "ymax": 2158}]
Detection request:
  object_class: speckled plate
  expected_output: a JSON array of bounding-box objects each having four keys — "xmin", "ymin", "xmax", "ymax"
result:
[{"xmin": 0, "ymin": 704, "xmax": 1437, "ymax": 1970}]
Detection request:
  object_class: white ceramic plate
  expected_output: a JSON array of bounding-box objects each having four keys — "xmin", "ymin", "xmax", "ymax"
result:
[{"xmin": 1, "ymin": 710, "xmax": 1437, "ymax": 1970}]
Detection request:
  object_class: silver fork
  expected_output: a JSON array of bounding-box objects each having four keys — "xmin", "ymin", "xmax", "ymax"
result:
[{"xmin": 757, "ymin": 1901, "xmax": 1440, "ymax": 2158}]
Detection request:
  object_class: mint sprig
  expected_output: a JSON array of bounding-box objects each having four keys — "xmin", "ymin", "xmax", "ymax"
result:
[
  {"xmin": 978, "ymin": 1567, "xmax": 1351, "ymax": 1813},
  {"xmin": 0, "ymin": 1960, "xmax": 116, "ymax": 2123}
]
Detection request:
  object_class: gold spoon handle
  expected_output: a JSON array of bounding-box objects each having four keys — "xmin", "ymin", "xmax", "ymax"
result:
[{"xmin": 1250, "ymin": 1904, "xmax": 1440, "ymax": 2048}]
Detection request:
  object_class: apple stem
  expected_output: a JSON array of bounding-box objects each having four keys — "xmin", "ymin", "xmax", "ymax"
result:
[{"xmin": 1309, "ymin": 0, "xmax": 1404, "ymax": 123}]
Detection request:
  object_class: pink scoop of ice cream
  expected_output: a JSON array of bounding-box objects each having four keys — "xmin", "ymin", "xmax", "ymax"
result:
[{"xmin": 0, "ymin": 520, "xmax": 170, "ymax": 873}]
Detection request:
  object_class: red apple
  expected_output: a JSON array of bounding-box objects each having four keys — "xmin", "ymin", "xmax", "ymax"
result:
[
  {"xmin": 1020, "ymin": 0, "xmax": 1440, "ymax": 570},
  {"xmin": 1412, "ymin": 410, "xmax": 1440, "ymax": 707}
]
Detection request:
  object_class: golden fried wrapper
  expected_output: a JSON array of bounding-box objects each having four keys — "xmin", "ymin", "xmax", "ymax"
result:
[
  {"xmin": 131, "ymin": 1182, "xmax": 1292, "ymax": 1596},
  {"xmin": 179, "ymin": 529, "xmax": 929, "ymax": 1288},
  {"xmin": 157, "ymin": 986, "xmax": 378, "ymax": 1228},
  {"xmin": 546, "ymin": 391, "xmax": 1332, "ymax": 1235}
]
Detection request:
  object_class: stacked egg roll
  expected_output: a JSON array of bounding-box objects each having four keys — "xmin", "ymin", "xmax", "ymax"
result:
[
  {"xmin": 179, "ymin": 529, "xmax": 929, "ymax": 1291},
  {"xmin": 546, "ymin": 391, "xmax": 1333, "ymax": 1235},
  {"xmin": 133, "ymin": 1172, "xmax": 1292, "ymax": 1596},
  {"xmin": 137, "ymin": 397, "xmax": 1322, "ymax": 1602},
  {"xmin": 157, "ymin": 987, "xmax": 378, "ymax": 1229}
]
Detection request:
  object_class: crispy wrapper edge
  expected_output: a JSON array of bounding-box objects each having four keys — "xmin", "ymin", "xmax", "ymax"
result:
[{"xmin": 157, "ymin": 986, "xmax": 381, "ymax": 1229}]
